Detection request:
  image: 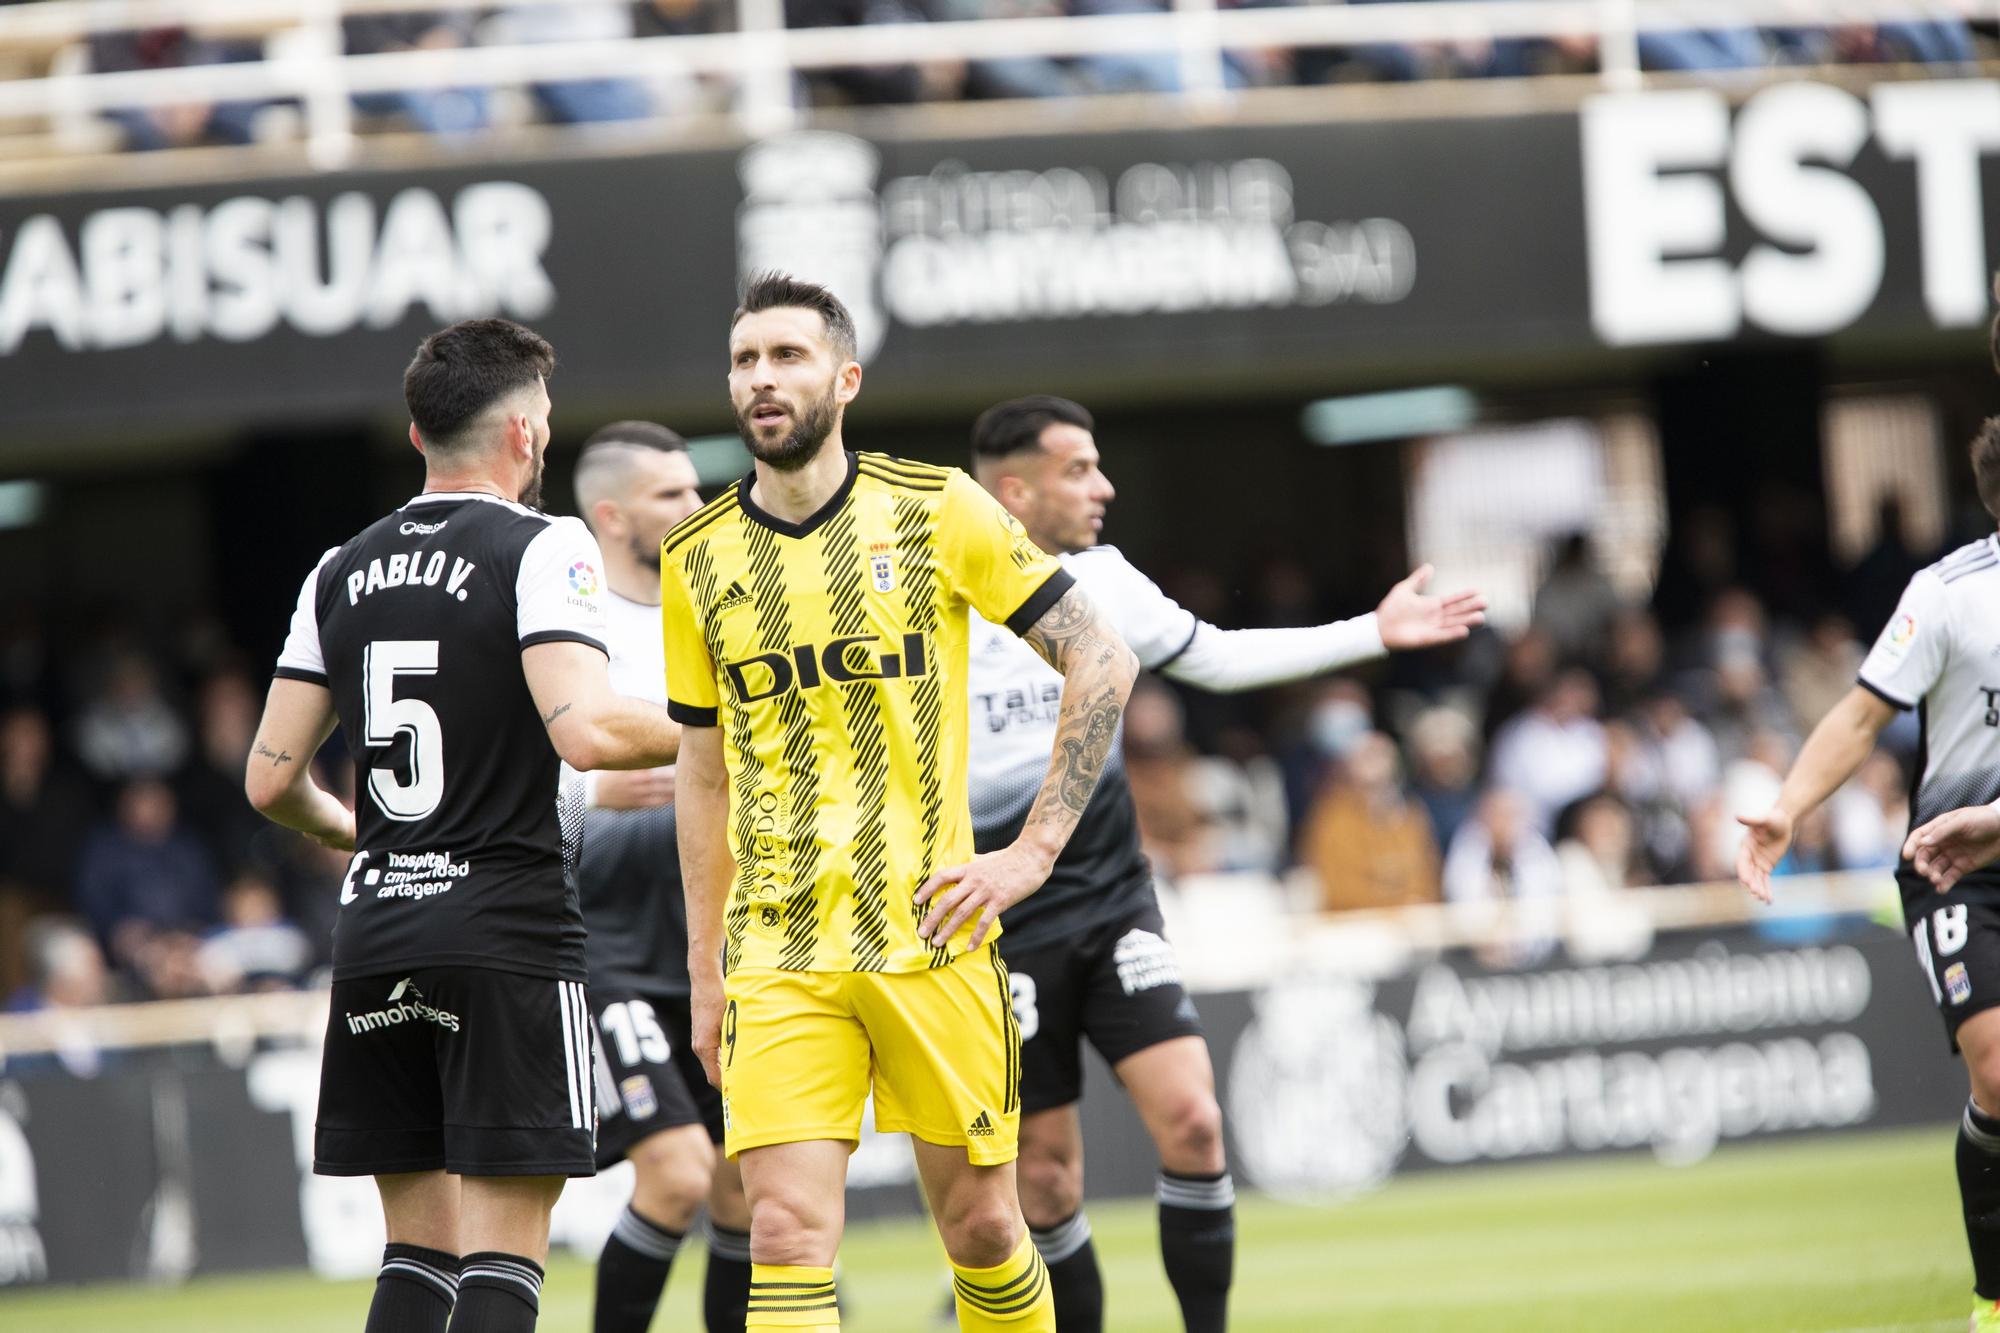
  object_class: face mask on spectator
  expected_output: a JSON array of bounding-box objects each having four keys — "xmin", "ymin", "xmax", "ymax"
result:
[{"xmin": 1310, "ymin": 699, "xmax": 1369, "ymax": 757}]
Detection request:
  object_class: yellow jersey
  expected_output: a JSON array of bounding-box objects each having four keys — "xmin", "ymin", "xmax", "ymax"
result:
[{"xmin": 661, "ymin": 451, "xmax": 1071, "ymax": 975}]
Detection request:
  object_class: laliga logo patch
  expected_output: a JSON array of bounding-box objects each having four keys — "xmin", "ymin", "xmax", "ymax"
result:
[
  {"xmin": 1881, "ymin": 612, "xmax": 1917, "ymax": 660},
  {"xmin": 568, "ymin": 561, "xmax": 599, "ymax": 596},
  {"xmin": 1948, "ymin": 961, "xmax": 1972, "ymax": 1006}
]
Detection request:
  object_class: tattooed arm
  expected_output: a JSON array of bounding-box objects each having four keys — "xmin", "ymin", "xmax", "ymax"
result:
[
  {"xmin": 915, "ymin": 584, "xmax": 1138, "ymax": 948},
  {"xmin": 522, "ymin": 640, "xmax": 681, "ymax": 771},
  {"xmin": 244, "ymin": 677, "xmax": 354, "ymax": 850}
]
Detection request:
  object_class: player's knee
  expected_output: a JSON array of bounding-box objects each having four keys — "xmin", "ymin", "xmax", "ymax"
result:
[
  {"xmin": 749, "ymin": 1192, "xmax": 838, "ymax": 1265},
  {"xmin": 632, "ymin": 1134, "xmax": 715, "ymax": 1216},
  {"xmin": 1155, "ymin": 1092, "xmax": 1225, "ymax": 1173},
  {"xmin": 940, "ymin": 1197, "xmax": 1024, "ymax": 1269},
  {"xmin": 1973, "ymin": 1052, "xmax": 2000, "ymax": 1113},
  {"xmin": 1016, "ymin": 1147, "xmax": 1083, "ymax": 1226}
]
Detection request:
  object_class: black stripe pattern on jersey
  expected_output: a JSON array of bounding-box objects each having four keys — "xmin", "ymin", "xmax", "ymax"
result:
[
  {"xmin": 894, "ymin": 495, "xmax": 951, "ymax": 968},
  {"xmin": 858, "ymin": 454, "xmax": 949, "ymax": 492},
  {"xmin": 745, "ymin": 521, "xmax": 823, "ymax": 972},
  {"xmin": 822, "ymin": 508, "xmax": 893, "ymax": 972},
  {"xmin": 663, "ymin": 492, "xmax": 741, "ymax": 558},
  {"xmin": 684, "ymin": 537, "xmax": 752, "ymax": 975}
]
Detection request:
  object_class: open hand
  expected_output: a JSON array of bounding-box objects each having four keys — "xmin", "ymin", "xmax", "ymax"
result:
[
  {"xmin": 1734, "ymin": 807, "xmax": 1793, "ymax": 904},
  {"xmin": 1904, "ymin": 805, "xmax": 2000, "ymax": 894},
  {"xmin": 1376, "ymin": 565, "xmax": 1487, "ymax": 651}
]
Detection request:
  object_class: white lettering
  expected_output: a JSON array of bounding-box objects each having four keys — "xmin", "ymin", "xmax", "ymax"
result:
[
  {"xmin": 367, "ymin": 189, "xmax": 461, "ymax": 329},
  {"xmin": 81, "ymin": 208, "xmax": 165, "ymax": 349},
  {"xmin": 1873, "ymin": 80, "xmax": 2000, "ymax": 328},
  {"xmin": 0, "ymin": 215, "xmax": 86, "ymax": 353},
  {"xmin": 206, "ymin": 196, "xmax": 280, "ymax": 342}
]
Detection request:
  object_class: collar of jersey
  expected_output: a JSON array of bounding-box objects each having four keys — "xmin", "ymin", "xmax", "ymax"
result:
[
  {"xmin": 403, "ymin": 490, "xmax": 537, "ymax": 517},
  {"xmin": 735, "ymin": 450, "xmax": 858, "ymax": 540}
]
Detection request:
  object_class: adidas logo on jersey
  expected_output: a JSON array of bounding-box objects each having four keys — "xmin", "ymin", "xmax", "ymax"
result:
[
  {"xmin": 714, "ymin": 580, "xmax": 752, "ymax": 614},
  {"xmin": 968, "ymin": 1111, "xmax": 996, "ymax": 1137}
]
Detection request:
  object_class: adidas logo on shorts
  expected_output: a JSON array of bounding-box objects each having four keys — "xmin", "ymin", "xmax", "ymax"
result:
[{"xmin": 968, "ymin": 1111, "xmax": 996, "ymax": 1137}]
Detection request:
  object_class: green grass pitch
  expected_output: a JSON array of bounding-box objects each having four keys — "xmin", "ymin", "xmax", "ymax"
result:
[{"xmin": 3, "ymin": 1126, "xmax": 1977, "ymax": 1331}]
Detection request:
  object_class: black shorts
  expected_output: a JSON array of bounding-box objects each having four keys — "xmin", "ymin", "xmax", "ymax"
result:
[
  {"xmin": 589, "ymin": 988, "xmax": 723, "ymax": 1169},
  {"xmin": 315, "ymin": 967, "xmax": 597, "ymax": 1178},
  {"xmin": 999, "ymin": 903, "xmax": 1204, "ymax": 1115},
  {"xmin": 1905, "ymin": 888, "xmax": 2000, "ymax": 1052}
]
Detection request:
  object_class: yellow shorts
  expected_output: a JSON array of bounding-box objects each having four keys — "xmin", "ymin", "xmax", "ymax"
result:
[{"xmin": 719, "ymin": 942, "xmax": 1022, "ymax": 1166}]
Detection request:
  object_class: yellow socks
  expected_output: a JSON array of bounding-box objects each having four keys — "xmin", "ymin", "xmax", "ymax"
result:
[
  {"xmin": 951, "ymin": 1232, "xmax": 1054, "ymax": 1330},
  {"xmin": 746, "ymin": 1263, "xmax": 838, "ymax": 1330}
]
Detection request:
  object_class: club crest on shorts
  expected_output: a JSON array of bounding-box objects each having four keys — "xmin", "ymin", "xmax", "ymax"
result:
[
  {"xmin": 869, "ymin": 544, "xmax": 896, "ymax": 593},
  {"xmin": 1948, "ymin": 961, "xmax": 1973, "ymax": 1006},
  {"xmin": 620, "ymin": 1074, "xmax": 659, "ymax": 1120}
]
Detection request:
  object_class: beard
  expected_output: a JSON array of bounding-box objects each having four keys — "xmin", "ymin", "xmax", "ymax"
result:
[
  {"xmin": 735, "ymin": 380, "xmax": 838, "ymax": 473},
  {"xmin": 518, "ymin": 444, "xmax": 547, "ymax": 511},
  {"xmin": 631, "ymin": 530, "xmax": 661, "ymax": 573}
]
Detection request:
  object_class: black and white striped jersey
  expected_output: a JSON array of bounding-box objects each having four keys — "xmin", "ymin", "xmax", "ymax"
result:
[
  {"xmin": 1858, "ymin": 534, "xmax": 2000, "ymax": 904},
  {"xmin": 275, "ymin": 492, "xmax": 608, "ymax": 982}
]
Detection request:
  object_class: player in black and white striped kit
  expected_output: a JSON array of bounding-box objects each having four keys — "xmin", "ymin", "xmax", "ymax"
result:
[
  {"xmin": 246, "ymin": 321, "xmax": 679, "ymax": 1333},
  {"xmin": 966, "ymin": 397, "xmax": 1486, "ymax": 1332},
  {"xmin": 1739, "ymin": 420, "xmax": 2000, "ymax": 1332},
  {"xmin": 565, "ymin": 422, "xmax": 756, "ymax": 1333}
]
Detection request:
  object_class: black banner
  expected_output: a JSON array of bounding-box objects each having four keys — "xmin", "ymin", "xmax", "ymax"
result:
[
  {"xmin": 0, "ymin": 921, "xmax": 1968, "ymax": 1289},
  {"xmin": 2, "ymin": 78, "xmax": 1994, "ymax": 437}
]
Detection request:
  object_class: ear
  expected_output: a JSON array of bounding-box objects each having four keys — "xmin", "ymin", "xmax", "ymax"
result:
[
  {"xmin": 994, "ymin": 470, "xmax": 1033, "ymax": 515},
  {"xmin": 589, "ymin": 496, "xmax": 624, "ymax": 539},
  {"xmin": 835, "ymin": 359, "xmax": 863, "ymax": 405},
  {"xmin": 408, "ymin": 423, "xmax": 427, "ymax": 457}
]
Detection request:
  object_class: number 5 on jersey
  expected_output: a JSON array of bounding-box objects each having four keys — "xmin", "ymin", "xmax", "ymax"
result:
[{"xmin": 364, "ymin": 640, "xmax": 444, "ymax": 821}]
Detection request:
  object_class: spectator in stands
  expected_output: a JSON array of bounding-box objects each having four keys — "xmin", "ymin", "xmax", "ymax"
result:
[
  {"xmin": 1554, "ymin": 791, "xmax": 1641, "ymax": 897},
  {"xmin": 75, "ymin": 779, "xmax": 220, "ymax": 990},
  {"xmin": 1478, "ymin": 623, "xmax": 1556, "ymax": 746},
  {"xmin": 199, "ymin": 869, "xmax": 314, "ymax": 993},
  {"xmin": 1532, "ymin": 531, "xmax": 1622, "ymax": 663},
  {"xmin": 1652, "ymin": 505, "xmax": 1737, "ymax": 632},
  {"xmin": 926, "ymin": 0, "xmax": 1079, "ymax": 99},
  {"xmin": 483, "ymin": 1, "xmax": 655, "ymax": 124},
  {"xmin": 1123, "ymin": 678, "xmax": 1217, "ymax": 881},
  {"xmin": 1602, "ymin": 717, "xmax": 1692, "ymax": 884},
  {"xmin": 1600, "ymin": 607, "xmax": 1666, "ymax": 717},
  {"xmin": 72, "ymin": 653, "xmax": 188, "ymax": 783},
  {"xmin": 5, "ymin": 918, "xmax": 115, "ymax": 1078},
  {"xmin": 1487, "ymin": 668, "xmax": 1608, "ymax": 834},
  {"xmin": 1775, "ymin": 22, "xmax": 1978, "ymax": 69},
  {"xmin": 344, "ymin": 10, "xmax": 491, "ymax": 134},
  {"xmin": 1442, "ymin": 787, "xmax": 1562, "ymax": 968},
  {"xmin": 89, "ymin": 26, "xmax": 265, "ymax": 151},
  {"xmin": 1828, "ymin": 750, "xmax": 1907, "ymax": 872},
  {"xmin": 785, "ymin": 0, "xmax": 932, "ymax": 104},
  {"xmin": 1278, "ymin": 676, "xmax": 1371, "ymax": 842},
  {"xmin": 176, "ymin": 669, "xmax": 265, "ymax": 879},
  {"xmin": 1844, "ymin": 495, "xmax": 1928, "ymax": 636},
  {"xmin": 1779, "ymin": 612, "xmax": 1864, "ymax": 738},
  {"xmin": 1301, "ymin": 730, "xmax": 1439, "ymax": 911},
  {"xmin": 1405, "ymin": 704, "xmax": 1479, "ymax": 851},
  {"xmin": 0, "ymin": 706, "xmax": 94, "ymax": 911}
]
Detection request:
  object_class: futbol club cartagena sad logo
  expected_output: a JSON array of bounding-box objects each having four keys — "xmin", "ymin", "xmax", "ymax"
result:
[{"xmin": 567, "ymin": 561, "xmax": 598, "ymax": 596}]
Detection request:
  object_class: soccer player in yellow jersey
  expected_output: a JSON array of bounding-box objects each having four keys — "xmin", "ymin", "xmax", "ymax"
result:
[{"xmin": 661, "ymin": 273, "xmax": 1138, "ymax": 1333}]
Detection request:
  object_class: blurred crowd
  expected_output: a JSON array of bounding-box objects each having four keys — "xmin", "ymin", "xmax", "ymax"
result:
[
  {"xmin": 1129, "ymin": 503, "xmax": 1947, "ymax": 935},
  {"xmin": 0, "ymin": 484, "xmax": 1961, "ymax": 1012},
  {"xmin": 21, "ymin": 1, "xmax": 1991, "ymax": 151}
]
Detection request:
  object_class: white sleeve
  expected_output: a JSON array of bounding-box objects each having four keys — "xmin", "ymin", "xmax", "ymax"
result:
[
  {"xmin": 1161, "ymin": 616, "xmax": 1386, "ymax": 693},
  {"xmin": 273, "ymin": 547, "xmax": 339, "ymax": 684},
  {"xmin": 517, "ymin": 517, "xmax": 610, "ymax": 655},
  {"xmin": 1066, "ymin": 548, "xmax": 1200, "ymax": 668},
  {"xmin": 1857, "ymin": 570, "xmax": 1950, "ymax": 710}
]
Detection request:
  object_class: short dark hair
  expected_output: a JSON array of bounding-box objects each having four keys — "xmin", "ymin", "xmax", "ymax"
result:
[
  {"xmin": 970, "ymin": 395, "xmax": 1094, "ymax": 461},
  {"xmin": 1973, "ymin": 417, "xmax": 2000, "ymax": 520},
  {"xmin": 580, "ymin": 420, "xmax": 687, "ymax": 455},
  {"xmin": 733, "ymin": 271, "xmax": 858, "ymax": 364},
  {"xmin": 403, "ymin": 318, "xmax": 555, "ymax": 448}
]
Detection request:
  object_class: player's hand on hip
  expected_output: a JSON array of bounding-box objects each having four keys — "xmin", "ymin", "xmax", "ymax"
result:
[
  {"xmin": 1904, "ymin": 805, "xmax": 2000, "ymax": 894},
  {"xmin": 592, "ymin": 766, "xmax": 676, "ymax": 810},
  {"xmin": 1376, "ymin": 564, "xmax": 1488, "ymax": 651},
  {"xmin": 915, "ymin": 845, "xmax": 1050, "ymax": 951},
  {"xmin": 1733, "ymin": 807, "xmax": 1793, "ymax": 904},
  {"xmin": 310, "ymin": 804, "xmax": 357, "ymax": 853},
  {"xmin": 691, "ymin": 978, "xmax": 726, "ymax": 1089}
]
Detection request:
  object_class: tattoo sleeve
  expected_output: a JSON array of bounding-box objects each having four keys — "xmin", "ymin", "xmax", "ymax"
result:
[{"xmin": 1019, "ymin": 585, "xmax": 1139, "ymax": 847}]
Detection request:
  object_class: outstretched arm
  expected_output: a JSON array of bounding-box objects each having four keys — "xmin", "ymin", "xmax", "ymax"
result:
[
  {"xmin": 915, "ymin": 584, "xmax": 1138, "ymax": 948},
  {"xmin": 1735, "ymin": 685, "xmax": 1896, "ymax": 903},
  {"xmin": 1161, "ymin": 564, "xmax": 1485, "ymax": 694},
  {"xmin": 244, "ymin": 677, "xmax": 354, "ymax": 850},
  {"xmin": 522, "ymin": 640, "xmax": 681, "ymax": 772}
]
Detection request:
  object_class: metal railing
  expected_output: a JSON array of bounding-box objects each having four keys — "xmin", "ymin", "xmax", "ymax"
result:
[{"xmin": 0, "ymin": 2, "xmax": 1991, "ymax": 168}]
